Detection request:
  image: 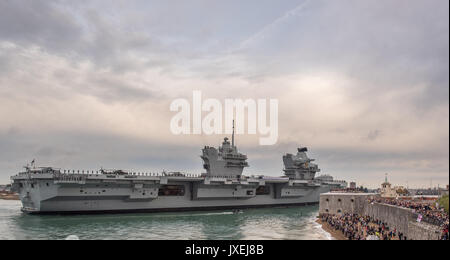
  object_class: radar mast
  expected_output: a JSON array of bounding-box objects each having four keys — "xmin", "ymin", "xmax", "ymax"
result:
[{"xmin": 232, "ymin": 119, "xmax": 235, "ymax": 148}]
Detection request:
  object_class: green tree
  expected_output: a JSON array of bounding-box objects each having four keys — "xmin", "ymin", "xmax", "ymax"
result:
[{"xmin": 438, "ymin": 195, "xmax": 449, "ymax": 213}]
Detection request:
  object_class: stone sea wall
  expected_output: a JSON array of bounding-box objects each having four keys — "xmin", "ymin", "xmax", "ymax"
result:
[
  {"xmin": 319, "ymin": 193, "xmax": 442, "ymax": 240},
  {"xmin": 363, "ymin": 202, "xmax": 412, "ymax": 235},
  {"xmin": 407, "ymin": 220, "xmax": 441, "ymax": 240}
]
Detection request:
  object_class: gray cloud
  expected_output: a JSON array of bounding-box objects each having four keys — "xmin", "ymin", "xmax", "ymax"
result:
[
  {"xmin": 366, "ymin": 130, "xmax": 381, "ymax": 142},
  {"xmin": 0, "ymin": 0, "xmax": 82, "ymax": 52},
  {"xmin": 0, "ymin": 0, "xmax": 448, "ymax": 188},
  {"xmin": 0, "ymin": 0, "xmax": 177, "ymax": 75}
]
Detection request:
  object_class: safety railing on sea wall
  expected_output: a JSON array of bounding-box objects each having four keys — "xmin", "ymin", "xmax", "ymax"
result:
[{"xmin": 411, "ymin": 212, "xmax": 447, "ymax": 227}]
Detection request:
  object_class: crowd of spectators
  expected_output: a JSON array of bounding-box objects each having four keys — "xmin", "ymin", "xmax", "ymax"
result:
[
  {"xmin": 368, "ymin": 197, "xmax": 449, "ymax": 240},
  {"xmin": 320, "ymin": 213, "xmax": 405, "ymax": 240}
]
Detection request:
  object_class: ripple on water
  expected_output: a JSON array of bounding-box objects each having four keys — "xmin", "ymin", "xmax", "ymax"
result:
[{"xmin": 0, "ymin": 200, "xmax": 331, "ymax": 240}]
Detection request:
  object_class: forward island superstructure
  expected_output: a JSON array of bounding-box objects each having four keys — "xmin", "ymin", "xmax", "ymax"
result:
[{"xmin": 11, "ymin": 127, "xmax": 346, "ymax": 214}]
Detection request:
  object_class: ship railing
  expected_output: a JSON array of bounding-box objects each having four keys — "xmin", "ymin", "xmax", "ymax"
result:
[
  {"xmin": 58, "ymin": 170, "xmax": 206, "ymax": 179},
  {"xmin": 55, "ymin": 175, "xmax": 86, "ymax": 184},
  {"xmin": 206, "ymin": 175, "xmax": 249, "ymax": 181},
  {"xmin": 62, "ymin": 170, "xmax": 101, "ymax": 175}
]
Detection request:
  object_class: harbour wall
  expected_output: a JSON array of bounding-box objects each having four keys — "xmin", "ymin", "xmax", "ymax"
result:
[
  {"xmin": 319, "ymin": 193, "xmax": 442, "ymax": 240},
  {"xmin": 364, "ymin": 202, "xmax": 412, "ymax": 235}
]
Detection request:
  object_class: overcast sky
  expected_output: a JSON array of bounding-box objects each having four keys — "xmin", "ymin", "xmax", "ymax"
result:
[{"xmin": 0, "ymin": 0, "xmax": 448, "ymax": 188}]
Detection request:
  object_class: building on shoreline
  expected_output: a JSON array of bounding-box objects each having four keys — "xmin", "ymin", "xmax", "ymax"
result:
[
  {"xmin": 380, "ymin": 174, "xmax": 408, "ymax": 198},
  {"xmin": 319, "ymin": 193, "xmax": 377, "ymax": 215}
]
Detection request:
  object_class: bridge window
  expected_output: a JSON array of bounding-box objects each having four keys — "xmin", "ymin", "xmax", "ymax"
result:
[
  {"xmin": 158, "ymin": 185, "xmax": 185, "ymax": 196},
  {"xmin": 256, "ymin": 186, "xmax": 271, "ymax": 195}
]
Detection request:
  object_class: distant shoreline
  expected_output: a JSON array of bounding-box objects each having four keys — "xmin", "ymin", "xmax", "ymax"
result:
[{"xmin": 0, "ymin": 193, "xmax": 19, "ymax": 201}]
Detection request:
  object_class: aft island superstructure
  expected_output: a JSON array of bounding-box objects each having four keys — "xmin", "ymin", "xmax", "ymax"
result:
[{"xmin": 11, "ymin": 129, "xmax": 346, "ymax": 214}]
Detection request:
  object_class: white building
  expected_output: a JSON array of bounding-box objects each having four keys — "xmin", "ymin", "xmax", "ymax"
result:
[{"xmin": 380, "ymin": 174, "xmax": 398, "ymax": 198}]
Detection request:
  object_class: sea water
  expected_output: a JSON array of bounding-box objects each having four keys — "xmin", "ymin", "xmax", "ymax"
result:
[{"xmin": 0, "ymin": 200, "xmax": 332, "ymax": 240}]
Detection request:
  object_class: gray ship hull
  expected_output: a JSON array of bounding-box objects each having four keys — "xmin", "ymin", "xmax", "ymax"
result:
[
  {"xmin": 33, "ymin": 198, "xmax": 323, "ymax": 215},
  {"xmin": 11, "ymin": 137, "xmax": 346, "ymax": 214},
  {"xmin": 12, "ymin": 174, "xmax": 336, "ymax": 214}
]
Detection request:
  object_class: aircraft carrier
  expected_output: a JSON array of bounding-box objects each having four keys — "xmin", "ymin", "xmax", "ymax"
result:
[{"xmin": 11, "ymin": 128, "xmax": 347, "ymax": 214}]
